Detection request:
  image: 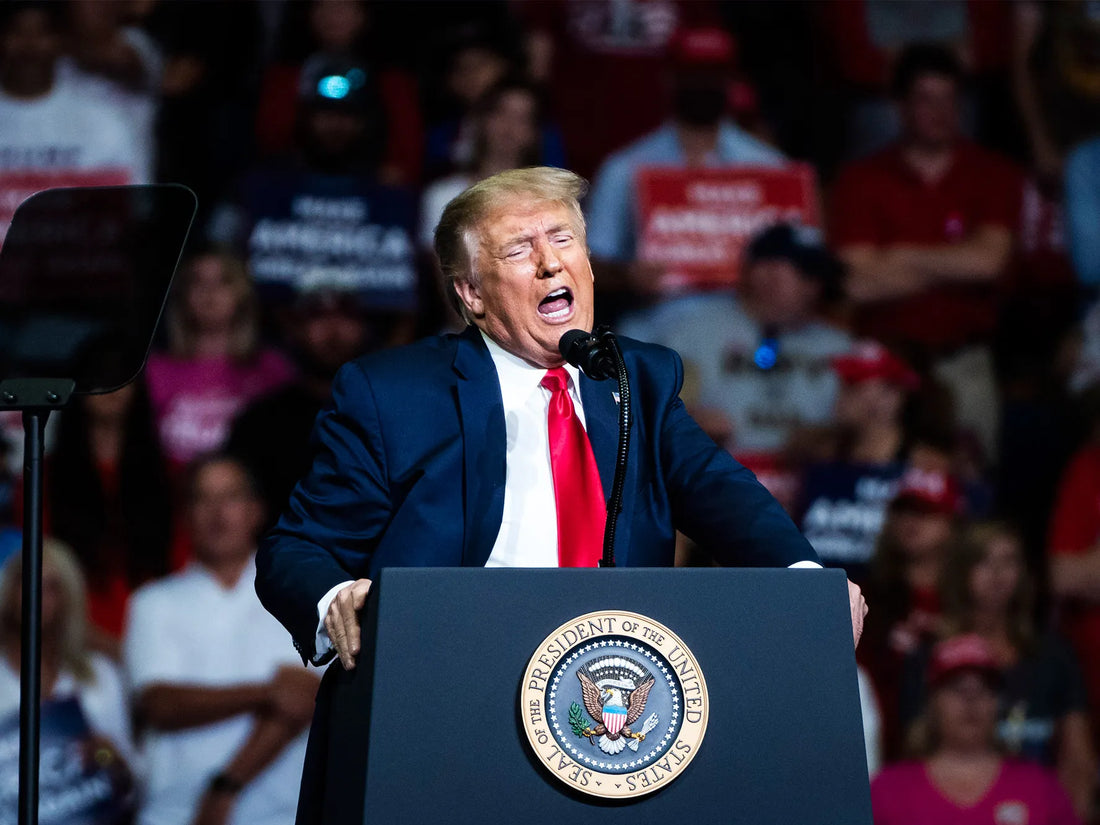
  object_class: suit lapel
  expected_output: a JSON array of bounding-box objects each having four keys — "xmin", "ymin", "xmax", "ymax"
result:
[
  {"xmin": 454, "ymin": 328, "xmax": 507, "ymax": 567},
  {"xmin": 580, "ymin": 375, "xmax": 632, "ymax": 566}
]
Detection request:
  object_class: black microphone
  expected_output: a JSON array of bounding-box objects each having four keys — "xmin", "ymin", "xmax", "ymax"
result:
[{"xmin": 558, "ymin": 329, "xmax": 617, "ymax": 381}]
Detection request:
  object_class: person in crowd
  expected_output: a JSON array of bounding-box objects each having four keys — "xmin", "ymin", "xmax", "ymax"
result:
[
  {"xmin": 519, "ymin": 1, "xmax": 727, "ymax": 180},
  {"xmin": 143, "ymin": 0, "xmax": 265, "ymax": 226},
  {"xmin": 861, "ymin": 466, "xmax": 962, "ymax": 758},
  {"xmin": 255, "ymin": 0, "xmax": 422, "ymax": 187},
  {"xmin": 1012, "ymin": 1, "xmax": 1100, "ymax": 189},
  {"xmin": 63, "ymin": 0, "xmax": 162, "ymax": 95},
  {"xmin": 898, "ymin": 522, "xmax": 1096, "ymax": 819},
  {"xmin": 48, "ymin": 380, "xmax": 173, "ymax": 653},
  {"xmin": 0, "ymin": 1, "xmax": 152, "ymax": 242},
  {"xmin": 422, "ymin": 26, "xmax": 555, "ymax": 179},
  {"xmin": 0, "ymin": 539, "xmax": 136, "ymax": 769},
  {"xmin": 124, "ymin": 455, "xmax": 318, "ymax": 825},
  {"xmin": 829, "ymin": 43, "xmax": 1024, "ymax": 464},
  {"xmin": 799, "ymin": 342, "xmax": 921, "ymax": 586},
  {"xmin": 585, "ymin": 25, "xmax": 785, "ymax": 303},
  {"xmin": 209, "ymin": 53, "xmax": 419, "ymax": 343},
  {"xmin": 619, "ymin": 222, "xmax": 851, "ymax": 510},
  {"xmin": 226, "ymin": 287, "xmax": 372, "ymax": 523},
  {"xmin": 815, "ymin": 1, "xmax": 1010, "ymax": 161},
  {"xmin": 419, "ymin": 77, "xmax": 550, "ymax": 255},
  {"xmin": 60, "ymin": 0, "xmax": 161, "ymax": 175},
  {"xmin": 872, "ymin": 634, "xmax": 1079, "ymax": 825},
  {"xmin": 145, "ymin": 248, "xmax": 296, "ymax": 473},
  {"xmin": 1047, "ymin": 410, "xmax": 1100, "ymax": 748}
]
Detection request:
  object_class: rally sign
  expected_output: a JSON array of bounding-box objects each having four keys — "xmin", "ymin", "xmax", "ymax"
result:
[
  {"xmin": 636, "ymin": 164, "xmax": 820, "ymax": 291},
  {"xmin": 0, "ymin": 170, "xmax": 131, "ymax": 248}
]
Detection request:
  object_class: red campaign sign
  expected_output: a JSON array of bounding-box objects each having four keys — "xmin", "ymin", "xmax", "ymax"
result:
[
  {"xmin": 635, "ymin": 164, "xmax": 820, "ymax": 291},
  {"xmin": 0, "ymin": 168, "xmax": 132, "ymax": 246}
]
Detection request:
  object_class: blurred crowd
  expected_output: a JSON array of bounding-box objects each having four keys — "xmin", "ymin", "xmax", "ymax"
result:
[{"xmin": 2, "ymin": 1, "xmax": 1100, "ymax": 824}]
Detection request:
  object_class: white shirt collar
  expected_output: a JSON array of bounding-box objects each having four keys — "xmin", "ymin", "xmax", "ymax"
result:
[
  {"xmin": 479, "ymin": 329, "xmax": 583, "ymax": 407},
  {"xmin": 186, "ymin": 553, "xmax": 258, "ymax": 594}
]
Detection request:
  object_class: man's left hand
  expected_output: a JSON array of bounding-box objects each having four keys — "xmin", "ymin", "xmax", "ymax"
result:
[{"xmin": 848, "ymin": 579, "xmax": 867, "ymax": 648}]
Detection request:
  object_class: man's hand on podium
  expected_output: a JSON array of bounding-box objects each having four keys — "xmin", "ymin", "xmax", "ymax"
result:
[
  {"xmin": 848, "ymin": 579, "xmax": 867, "ymax": 648},
  {"xmin": 325, "ymin": 579, "xmax": 373, "ymax": 670}
]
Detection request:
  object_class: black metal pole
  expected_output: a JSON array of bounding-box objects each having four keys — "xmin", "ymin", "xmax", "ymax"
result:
[
  {"xmin": 19, "ymin": 409, "xmax": 48, "ymax": 825},
  {"xmin": 600, "ymin": 332, "xmax": 631, "ymax": 569}
]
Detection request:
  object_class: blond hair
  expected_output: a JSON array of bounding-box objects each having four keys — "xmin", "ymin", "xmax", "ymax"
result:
[
  {"xmin": 0, "ymin": 538, "xmax": 94, "ymax": 683},
  {"xmin": 166, "ymin": 248, "xmax": 260, "ymax": 361},
  {"xmin": 433, "ymin": 166, "xmax": 589, "ymax": 323}
]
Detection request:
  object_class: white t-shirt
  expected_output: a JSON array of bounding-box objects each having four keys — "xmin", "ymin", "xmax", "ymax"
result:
[
  {"xmin": 0, "ymin": 74, "xmax": 152, "ymax": 241},
  {"xmin": 621, "ymin": 293, "xmax": 852, "ymax": 454},
  {"xmin": 0, "ymin": 651, "xmax": 135, "ymax": 766},
  {"xmin": 481, "ymin": 331, "xmax": 588, "ymax": 568},
  {"xmin": 124, "ymin": 557, "xmax": 307, "ymax": 825}
]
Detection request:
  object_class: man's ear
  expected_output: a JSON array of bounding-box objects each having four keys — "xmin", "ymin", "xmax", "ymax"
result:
[{"xmin": 452, "ymin": 277, "xmax": 484, "ymax": 319}]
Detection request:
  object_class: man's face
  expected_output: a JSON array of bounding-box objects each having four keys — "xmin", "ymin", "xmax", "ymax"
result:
[
  {"xmin": 305, "ymin": 107, "xmax": 366, "ymax": 160},
  {"xmin": 298, "ymin": 307, "xmax": 368, "ymax": 374},
  {"xmin": 455, "ymin": 198, "xmax": 594, "ymax": 368},
  {"xmin": 900, "ymin": 73, "xmax": 959, "ymax": 148},
  {"xmin": 190, "ymin": 461, "xmax": 264, "ymax": 566},
  {"xmin": 482, "ymin": 90, "xmax": 538, "ymax": 160},
  {"xmin": 742, "ymin": 258, "xmax": 819, "ymax": 326}
]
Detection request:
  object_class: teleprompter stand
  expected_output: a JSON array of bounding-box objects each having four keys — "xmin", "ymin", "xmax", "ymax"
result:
[
  {"xmin": 303, "ymin": 567, "xmax": 872, "ymax": 825},
  {"xmin": 0, "ymin": 185, "xmax": 196, "ymax": 825}
]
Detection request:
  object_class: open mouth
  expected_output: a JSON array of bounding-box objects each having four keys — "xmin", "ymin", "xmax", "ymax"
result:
[{"xmin": 538, "ymin": 287, "xmax": 574, "ymax": 321}]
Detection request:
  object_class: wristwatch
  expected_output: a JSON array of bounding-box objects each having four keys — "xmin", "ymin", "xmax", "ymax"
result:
[{"xmin": 208, "ymin": 772, "xmax": 244, "ymax": 796}]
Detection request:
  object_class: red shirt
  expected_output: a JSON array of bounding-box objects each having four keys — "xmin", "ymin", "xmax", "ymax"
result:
[
  {"xmin": 871, "ymin": 759, "xmax": 1078, "ymax": 825},
  {"xmin": 1048, "ymin": 442, "xmax": 1100, "ymax": 719},
  {"xmin": 816, "ymin": 0, "xmax": 1011, "ymax": 92},
  {"xmin": 254, "ymin": 63, "xmax": 424, "ymax": 185},
  {"xmin": 517, "ymin": 0, "xmax": 723, "ymax": 180},
  {"xmin": 830, "ymin": 141, "xmax": 1023, "ymax": 353}
]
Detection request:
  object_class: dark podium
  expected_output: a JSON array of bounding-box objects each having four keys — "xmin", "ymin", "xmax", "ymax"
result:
[{"xmin": 306, "ymin": 567, "xmax": 871, "ymax": 825}]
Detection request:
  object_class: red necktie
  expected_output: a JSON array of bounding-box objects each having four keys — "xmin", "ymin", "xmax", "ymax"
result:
[{"xmin": 541, "ymin": 367, "xmax": 606, "ymax": 567}]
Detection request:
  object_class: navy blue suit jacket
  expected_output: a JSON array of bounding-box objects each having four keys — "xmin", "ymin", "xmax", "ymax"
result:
[{"xmin": 255, "ymin": 326, "xmax": 817, "ymax": 662}]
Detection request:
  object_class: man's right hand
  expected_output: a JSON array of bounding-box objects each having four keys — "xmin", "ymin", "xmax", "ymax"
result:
[{"xmin": 324, "ymin": 578, "xmax": 372, "ymax": 670}]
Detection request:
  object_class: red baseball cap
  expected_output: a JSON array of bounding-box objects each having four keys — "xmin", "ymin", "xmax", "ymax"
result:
[
  {"xmin": 669, "ymin": 27, "xmax": 737, "ymax": 68},
  {"xmin": 832, "ymin": 341, "xmax": 919, "ymax": 391},
  {"xmin": 928, "ymin": 634, "xmax": 1002, "ymax": 689},
  {"xmin": 891, "ymin": 467, "xmax": 963, "ymax": 516}
]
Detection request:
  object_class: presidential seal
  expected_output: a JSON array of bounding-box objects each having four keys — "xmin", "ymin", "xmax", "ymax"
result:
[{"xmin": 520, "ymin": 611, "xmax": 708, "ymax": 799}]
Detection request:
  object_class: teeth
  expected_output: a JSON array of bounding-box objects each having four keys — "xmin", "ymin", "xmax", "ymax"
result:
[
  {"xmin": 544, "ymin": 305, "xmax": 571, "ymax": 319},
  {"xmin": 546, "ymin": 288, "xmax": 568, "ymax": 299}
]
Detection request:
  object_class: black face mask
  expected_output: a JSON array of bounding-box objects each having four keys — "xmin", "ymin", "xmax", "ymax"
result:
[{"xmin": 673, "ymin": 83, "xmax": 726, "ymax": 126}]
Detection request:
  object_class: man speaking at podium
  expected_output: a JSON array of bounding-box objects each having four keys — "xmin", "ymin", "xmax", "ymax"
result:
[{"xmin": 255, "ymin": 167, "xmax": 866, "ymax": 812}]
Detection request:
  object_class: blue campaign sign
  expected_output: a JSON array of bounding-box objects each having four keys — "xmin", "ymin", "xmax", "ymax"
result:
[
  {"xmin": 238, "ymin": 169, "xmax": 418, "ymax": 311},
  {"xmin": 798, "ymin": 461, "xmax": 906, "ymax": 583},
  {"xmin": 0, "ymin": 698, "xmax": 133, "ymax": 825}
]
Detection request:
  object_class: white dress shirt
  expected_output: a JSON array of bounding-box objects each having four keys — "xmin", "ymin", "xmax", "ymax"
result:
[
  {"xmin": 482, "ymin": 331, "xmax": 587, "ymax": 567},
  {"xmin": 312, "ymin": 332, "xmax": 819, "ymax": 661}
]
